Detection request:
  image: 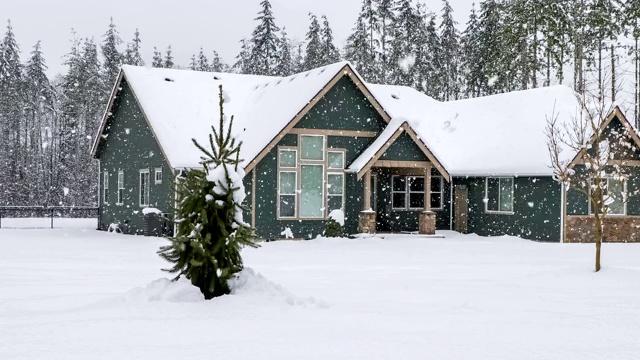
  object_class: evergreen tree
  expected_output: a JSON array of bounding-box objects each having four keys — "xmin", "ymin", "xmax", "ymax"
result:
[
  {"xmin": 164, "ymin": 45, "xmax": 174, "ymax": 68},
  {"xmin": 416, "ymin": 10, "xmax": 443, "ymax": 98},
  {"xmin": 321, "ymin": 15, "xmax": 341, "ymax": 65},
  {"xmin": 158, "ymin": 85, "xmax": 256, "ymax": 300},
  {"xmin": 345, "ymin": 14, "xmax": 375, "ymax": 81},
  {"xmin": 304, "ymin": 13, "xmax": 323, "ymax": 70},
  {"xmin": 101, "ymin": 18, "xmax": 122, "ymax": 89},
  {"xmin": 189, "ymin": 54, "xmax": 197, "ymax": 70},
  {"xmin": 461, "ymin": 3, "xmax": 482, "ymax": 97},
  {"xmin": 587, "ymin": 0, "xmax": 623, "ymax": 100},
  {"xmin": 290, "ymin": 40, "xmax": 305, "ymax": 74},
  {"xmin": 475, "ymin": 0, "xmax": 503, "ymax": 95},
  {"xmin": 249, "ymin": 0, "xmax": 281, "ymax": 75},
  {"xmin": 0, "ymin": 20, "xmax": 25, "ymax": 204},
  {"xmin": 210, "ymin": 50, "xmax": 227, "ymax": 72},
  {"xmin": 123, "ymin": 28, "xmax": 144, "ymax": 66},
  {"xmin": 389, "ymin": 0, "xmax": 420, "ymax": 86},
  {"xmin": 439, "ymin": 0, "xmax": 461, "ymax": 100},
  {"xmin": 24, "ymin": 41, "xmax": 57, "ymax": 205},
  {"xmin": 274, "ymin": 28, "xmax": 293, "ymax": 76},
  {"xmin": 152, "ymin": 47, "xmax": 163, "ymax": 68},
  {"xmin": 197, "ymin": 47, "xmax": 210, "ymax": 71},
  {"xmin": 233, "ymin": 38, "xmax": 252, "ymax": 74},
  {"xmin": 377, "ymin": 0, "xmax": 395, "ymax": 83}
]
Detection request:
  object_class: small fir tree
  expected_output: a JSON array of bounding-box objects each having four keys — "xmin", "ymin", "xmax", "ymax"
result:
[
  {"xmin": 324, "ymin": 218, "xmax": 344, "ymax": 237},
  {"xmin": 158, "ymin": 85, "xmax": 256, "ymax": 299}
]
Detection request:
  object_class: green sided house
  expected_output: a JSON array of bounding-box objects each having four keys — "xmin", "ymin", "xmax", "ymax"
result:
[{"xmin": 90, "ymin": 61, "xmax": 640, "ymax": 242}]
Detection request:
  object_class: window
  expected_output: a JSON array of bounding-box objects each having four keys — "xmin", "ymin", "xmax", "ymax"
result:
[
  {"xmin": 276, "ymin": 138, "xmax": 344, "ymax": 219},
  {"xmin": 590, "ymin": 178, "xmax": 626, "ymax": 215},
  {"xmin": 485, "ymin": 177, "xmax": 514, "ymax": 213},
  {"xmin": 392, "ymin": 176, "xmax": 426, "ymax": 210},
  {"xmin": 117, "ymin": 171, "xmax": 124, "ymax": 205},
  {"xmin": 278, "ymin": 148, "xmax": 297, "ymax": 218},
  {"xmin": 300, "ymin": 164, "xmax": 324, "ymax": 218},
  {"xmin": 431, "ymin": 175, "xmax": 443, "ymax": 209},
  {"xmin": 139, "ymin": 170, "xmax": 150, "ymax": 207},
  {"xmin": 279, "ymin": 171, "xmax": 297, "ymax": 218},
  {"xmin": 103, "ymin": 171, "xmax": 109, "ymax": 204},
  {"xmin": 155, "ymin": 168, "xmax": 162, "ymax": 184},
  {"xmin": 300, "ymin": 135, "xmax": 324, "ymax": 161}
]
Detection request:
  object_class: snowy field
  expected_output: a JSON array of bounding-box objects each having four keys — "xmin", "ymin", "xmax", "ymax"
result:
[{"xmin": 1, "ymin": 222, "xmax": 640, "ymax": 360}]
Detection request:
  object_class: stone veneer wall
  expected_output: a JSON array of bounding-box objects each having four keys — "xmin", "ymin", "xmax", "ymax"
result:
[{"xmin": 565, "ymin": 215, "xmax": 640, "ymax": 242}]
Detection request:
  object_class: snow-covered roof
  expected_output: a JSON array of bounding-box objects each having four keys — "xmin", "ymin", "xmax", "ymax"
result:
[
  {"xmin": 368, "ymin": 84, "xmax": 579, "ymax": 177},
  {"xmin": 95, "ymin": 61, "xmax": 580, "ymax": 178},
  {"xmin": 108, "ymin": 62, "xmax": 351, "ymax": 170}
]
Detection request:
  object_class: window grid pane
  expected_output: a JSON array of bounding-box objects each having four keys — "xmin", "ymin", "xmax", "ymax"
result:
[
  {"xmin": 279, "ymin": 149, "xmax": 297, "ymax": 168},
  {"xmin": 328, "ymin": 151, "xmax": 344, "ymax": 169},
  {"xmin": 300, "ymin": 136, "xmax": 324, "ymax": 161},
  {"xmin": 300, "ymin": 165, "xmax": 323, "ymax": 218},
  {"xmin": 279, "ymin": 172, "xmax": 296, "ymax": 195},
  {"xmin": 606, "ymin": 178, "xmax": 625, "ymax": 215},
  {"xmin": 327, "ymin": 173, "xmax": 343, "ymax": 195}
]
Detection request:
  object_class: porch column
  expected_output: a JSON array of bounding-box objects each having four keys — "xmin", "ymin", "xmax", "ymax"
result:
[
  {"xmin": 359, "ymin": 170, "xmax": 376, "ymax": 233},
  {"xmin": 364, "ymin": 170, "xmax": 372, "ymax": 210},
  {"xmin": 424, "ymin": 164, "xmax": 432, "ymax": 211},
  {"xmin": 420, "ymin": 164, "xmax": 436, "ymax": 235}
]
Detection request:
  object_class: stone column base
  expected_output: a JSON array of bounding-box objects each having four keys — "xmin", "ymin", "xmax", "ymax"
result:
[
  {"xmin": 358, "ymin": 211, "xmax": 376, "ymax": 234},
  {"xmin": 419, "ymin": 211, "xmax": 436, "ymax": 235}
]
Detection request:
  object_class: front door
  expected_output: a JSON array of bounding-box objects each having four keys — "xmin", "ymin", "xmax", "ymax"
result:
[{"xmin": 454, "ymin": 185, "xmax": 468, "ymax": 233}]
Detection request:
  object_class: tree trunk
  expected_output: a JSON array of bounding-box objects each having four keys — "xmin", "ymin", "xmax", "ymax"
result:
[
  {"xmin": 594, "ymin": 213, "xmax": 602, "ymax": 272},
  {"xmin": 611, "ymin": 43, "xmax": 616, "ymax": 103}
]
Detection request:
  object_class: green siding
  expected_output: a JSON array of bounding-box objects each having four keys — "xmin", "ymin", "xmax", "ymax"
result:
[
  {"xmin": 252, "ymin": 74, "xmax": 387, "ymax": 239},
  {"xmin": 97, "ymin": 80, "xmax": 173, "ymax": 234},
  {"xmin": 295, "ymin": 76, "xmax": 386, "ymax": 132},
  {"xmin": 380, "ymin": 132, "xmax": 427, "ymax": 161},
  {"xmin": 454, "ymin": 176, "xmax": 561, "ymax": 241}
]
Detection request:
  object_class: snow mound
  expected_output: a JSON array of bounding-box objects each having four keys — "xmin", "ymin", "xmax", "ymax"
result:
[
  {"xmin": 123, "ymin": 278, "xmax": 204, "ymax": 303},
  {"xmin": 230, "ymin": 268, "xmax": 328, "ymax": 308}
]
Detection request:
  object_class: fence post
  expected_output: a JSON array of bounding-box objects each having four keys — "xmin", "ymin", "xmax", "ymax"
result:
[{"xmin": 50, "ymin": 208, "xmax": 54, "ymax": 229}]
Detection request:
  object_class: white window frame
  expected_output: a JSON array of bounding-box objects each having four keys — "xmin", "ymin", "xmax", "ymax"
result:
[
  {"xmin": 326, "ymin": 172, "xmax": 345, "ymax": 213},
  {"xmin": 484, "ymin": 177, "xmax": 515, "ymax": 215},
  {"xmin": 299, "ymin": 134, "xmax": 325, "ymax": 162},
  {"xmin": 430, "ymin": 175, "xmax": 444, "ymax": 210},
  {"xmin": 155, "ymin": 167, "xmax": 163, "ymax": 184},
  {"xmin": 103, "ymin": 171, "xmax": 109, "ymax": 204},
  {"xmin": 117, "ymin": 170, "xmax": 124, "ymax": 205},
  {"xmin": 299, "ymin": 163, "xmax": 325, "ymax": 219},
  {"xmin": 588, "ymin": 177, "xmax": 627, "ymax": 216},
  {"xmin": 139, "ymin": 169, "xmax": 150, "ymax": 207},
  {"xmin": 327, "ymin": 150, "xmax": 345, "ymax": 170},
  {"xmin": 277, "ymin": 148, "xmax": 298, "ymax": 219}
]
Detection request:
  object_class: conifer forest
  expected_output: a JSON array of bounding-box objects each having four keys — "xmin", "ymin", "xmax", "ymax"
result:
[{"xmin": 1, "ymin": 0, "xmax": 639, "ymax": 206}]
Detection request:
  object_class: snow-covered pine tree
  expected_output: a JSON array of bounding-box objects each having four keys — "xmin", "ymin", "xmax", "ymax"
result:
[
  {"xmin": 625, "ymin": 0, "xmax": 640, "ymax": 125},
  {"xmin": 290, "ymin": 40, "xmax": 305, "ymax": 74},
  {"xmin": 123, "ymin": 28, "xmax": 144, "ymax": 66},
  {"xmin": 164, "ymin": 45, "xmax": 174, "ymax": 68},
  {"xmin": 101, "ymin": 18, "xmax": 122, "ymax": 91},
  {"xmin": 210, "ymin": 50, "xmax": 227, "ymax": 72},
  {"xmin": 274, "ymin": 28, "xmax": 293, "ymax": 76},
  {"xmin": 304, "ymin": 13, "xmax": 323, "ymax": 71},
  {"xmin": 377, "ymin": 0, "xmax": 395, "ymax": 83},
  {"xmin": 587, "ymin": 0, "xmax": 622, "ymax": 101},
  {"xmin": 152, "ymin": 47, "xmax": 163, "ymax": 68},
  {"xmin": 361, "ymin": 0, "xmax": 381, "ymax": 82},
  {"xmin": 321, "ymin": 16, "xmax": 341, "ymax": 65},
  {"xmin": 0, "ymin": 20, "xmax": 25, "ymax": 205},
  {"xmin": 476, "ymin": 0, "xmax": 503, "ymax": 95},
  {"xmin": 461, "ymin": 3, "xmax": 483, "ymax": 97},
  {"xmin": 24, "ymin": 41, "xmax": 57, "ymax": 205},
  {"xmin": 233, "ymin": 38, "xmax": 252, "ymax": 74},
  {"xmin": 189, "ymin": 54, "xmax": 197, "ymax": 70},
  {"xmin": 439, "ymin": 0, "xmax": 461, "ymax": 100},
  {"xmin": 538, "ymin": 0, "xmax": 572, "ymax": 86},
  {"xmin": 414, "ymin": 8, "xmax": 443, "ymax": 99},
  {"xmin": 389, "ymin": 0, "xmax": 420, "ymax": 87},
  {"xmin": 249, "ymin": 0, "xmax": 281, "ymax": 75},
  {"xmin": 197, "ymin": 47, "xmax": 210, "ymax": 71},
  {"xmin": 345, "ymin": 14, "xmax": 375, "ymax": 81},
  {"xmin": 158, "ymin": 85, "xmax": 256, "ymax": 300}
]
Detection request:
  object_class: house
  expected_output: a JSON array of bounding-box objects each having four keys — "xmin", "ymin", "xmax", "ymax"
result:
[{"xmin": 91, "ymin": 61, "xmax": 638, "ymax": 242}]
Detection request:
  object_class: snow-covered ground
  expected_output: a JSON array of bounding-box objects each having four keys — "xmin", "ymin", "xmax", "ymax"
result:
[{"xmin": 1, "ymin": 223, "xmax": 639, "ymax": 360}]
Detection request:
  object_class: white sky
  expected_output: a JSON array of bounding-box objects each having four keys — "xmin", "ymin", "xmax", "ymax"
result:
[{"xmin": 4, "ymin": 0, "xmax": 475, "ymax": 77}]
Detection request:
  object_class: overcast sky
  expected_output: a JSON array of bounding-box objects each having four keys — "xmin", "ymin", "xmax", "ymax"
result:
[{"xmin": 5, "ymin": 0, "xmax": 476, "ymax": 77}]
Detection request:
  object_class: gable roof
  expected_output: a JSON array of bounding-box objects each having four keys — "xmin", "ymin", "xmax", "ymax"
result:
[
  {"xmin": 567, "ymin": 106, "xmax": 640, "ymax": 168},
  {"xmin": 91, "ymin": 62, "xmax": 390, "ymax": 173},
  {"xmin": 348, "ymin": 118, "xmax": 451, "ymax": 181},
  {"xmin": 370, "ymin": 84, "xmax": 580, "ymax": 177},
  {"xmin": 93, "ymin": 61, "xmax": 581, "ymax": 178}
]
